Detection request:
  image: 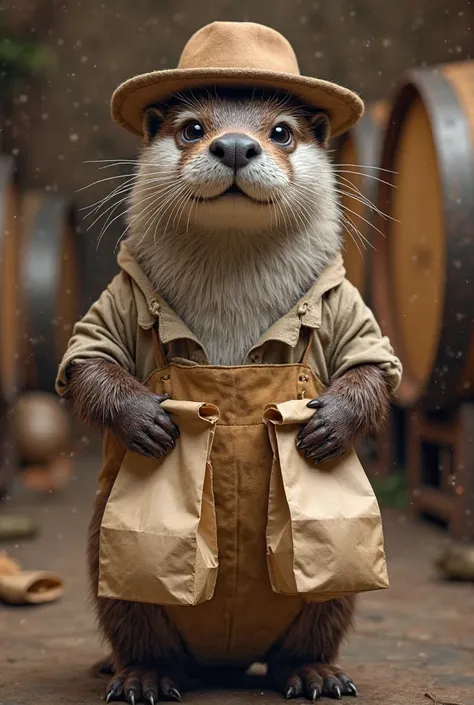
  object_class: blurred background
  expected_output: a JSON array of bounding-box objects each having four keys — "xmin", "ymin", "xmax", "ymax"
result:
[{"xmin": 1, "ymin": 2, "xmax": 474, "ymax": 705}]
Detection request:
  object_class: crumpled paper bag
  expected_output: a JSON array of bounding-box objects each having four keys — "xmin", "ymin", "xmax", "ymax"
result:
[
  {"xmin": 99, "ymin": 400, "xmax": 219, "ymax": 606},
  {"xmin": 263, "ymin": 399, "xmax": 389, "ymax": 601}
]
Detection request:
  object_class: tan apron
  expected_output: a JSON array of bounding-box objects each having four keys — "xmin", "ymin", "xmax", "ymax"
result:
[{"xmin": 98, "ymin": 327, "xmax": 388, "ymax": 667}]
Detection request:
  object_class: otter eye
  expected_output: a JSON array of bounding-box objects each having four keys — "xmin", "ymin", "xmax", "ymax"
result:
[
  {"xmin": 270, "ymin": 124, "xmax": 292, "ymax": 146},
  {"xmin": 182, "ymin": 121, "xmax": 205, "ymax": 143}
]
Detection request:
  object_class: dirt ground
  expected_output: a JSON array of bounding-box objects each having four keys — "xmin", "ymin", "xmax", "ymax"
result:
[{"xmin": 1, "ymin": 442, "xmax": 473, "ymax": 705}]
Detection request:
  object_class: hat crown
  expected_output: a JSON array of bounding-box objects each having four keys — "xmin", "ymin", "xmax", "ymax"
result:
[{"xmin": 178, "ymin": 21, "xmax": 301, "ymax": 75}]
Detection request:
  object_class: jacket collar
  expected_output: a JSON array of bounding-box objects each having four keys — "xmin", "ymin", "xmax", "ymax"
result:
[{"xmin": 117, "ymin": 242, "xmax": 346, "ymax": 349}]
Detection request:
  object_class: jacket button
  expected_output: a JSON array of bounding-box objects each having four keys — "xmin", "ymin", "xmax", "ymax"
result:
[{"xmin": 149, "ymin": 299, "xmax": 160, "ymax": 316}]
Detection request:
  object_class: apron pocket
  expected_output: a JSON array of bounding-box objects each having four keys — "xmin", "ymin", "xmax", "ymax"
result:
[
  {"xmin": 98, "ymin": 400, "xmax": 219, "ymax": 606},
  {"xmin": 263, "ymin": 399, "xmax": 389, "ymax": 602}
]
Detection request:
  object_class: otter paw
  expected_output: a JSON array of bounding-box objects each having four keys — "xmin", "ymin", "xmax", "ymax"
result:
[
  {"xmin": 106, "ymin": 666, "xmax": 182, "ymax": 703},
  {"xmin": 273, "ymin": 663, "xmax": 357, "ymax": 700}
]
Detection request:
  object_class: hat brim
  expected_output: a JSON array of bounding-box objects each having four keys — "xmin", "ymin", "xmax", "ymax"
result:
[{"xmin": 111, "ymin": 67, "xmax": 364, "ymax": 139}]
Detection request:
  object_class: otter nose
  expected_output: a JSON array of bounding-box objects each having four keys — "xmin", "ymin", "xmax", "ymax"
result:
[{"xmin": 209, "ymin": 133, "xmax": 262, "ymax": 170}]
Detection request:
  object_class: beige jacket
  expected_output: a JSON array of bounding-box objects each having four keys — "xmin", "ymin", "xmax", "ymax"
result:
[{"xmin": 56, "ymin": 243, "xmax": 402, "ymax": 395}]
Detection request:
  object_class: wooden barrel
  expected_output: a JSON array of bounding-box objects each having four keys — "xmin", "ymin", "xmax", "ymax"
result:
[
  {"xmin": 0, "ymin": 156, "xmax": 21, "ymax": 496},
  {"xmin": 21, "ymin": 191, "xmax": 84, "ymax": 393},
  {"xmin": 0, "ymin": 156, "xmax": 22, "ymax": 407},
  {"xmin": 335, "ymin": 101, "xmax": 388, "ymax": 300},
  {"xmin": 372, "ymin": 62, "xmax": 474, "ymax": 410}
]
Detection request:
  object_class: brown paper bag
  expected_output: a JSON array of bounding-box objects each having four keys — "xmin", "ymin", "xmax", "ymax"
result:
[
  {"xmin": 99, "ymin": 400, "xmax": 219, "ymax": 606},
  {"xmin": 263, "ymin": 400, "xmax": 389, "ymax": 601}
]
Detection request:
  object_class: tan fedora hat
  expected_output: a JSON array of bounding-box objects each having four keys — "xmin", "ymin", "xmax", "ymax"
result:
[{"xmin": 111, "ymin": 21, "xmax": 364, "ymax": 138}]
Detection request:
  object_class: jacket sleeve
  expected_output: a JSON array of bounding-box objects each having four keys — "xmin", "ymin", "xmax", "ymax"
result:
[
  {"xmin": 55, "ymin": 271, "xmax": 137, "ymax": 396},
  {"xmin": 324, "ymin": 278, "xmax": 402, "ymax": 393}
]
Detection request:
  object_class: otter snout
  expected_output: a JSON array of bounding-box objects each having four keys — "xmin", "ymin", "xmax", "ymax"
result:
[{"xmin": 209, "ymin": 132, "xmax": 262, "ymax": 170}]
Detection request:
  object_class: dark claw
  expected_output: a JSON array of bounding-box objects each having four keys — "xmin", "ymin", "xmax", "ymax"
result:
[
  {"xmin": 169, "ymin": 687, "xmax": 182, "ymax": 702},
  {"xmin": 332, "ymin": 686, "xmax": 342, "ymax": 700},
  {"xmin": 307, "ymin": 399, "xmax": 321, "ymax": 408},
  {"xmin": 146, "ymin": 696, "xmax": 155, "ymax": 705},
  {"xmin": 296, "ymin": 440, "xmax": 303, "ymax": 448},
  {"xmin": 286, "ymin": 686, "xmax": 295, "ymax": 699},
  {"xmin": 106, "ymin": 688, "xmax": 120, "ymax": 703},
  {"xmin": 311, "ymin": 687, "xmax": 320, "ymax": 701},
  {"xmin": 128, "ymin": 692, "xmax": 136, "ymax": 705},
  {"xmin": 346, "ymin": 683, "xmax": 357, "ymax": 696}
]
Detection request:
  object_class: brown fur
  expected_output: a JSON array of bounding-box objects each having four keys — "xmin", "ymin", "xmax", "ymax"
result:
[
  {"xmin": 65, "ymin": 359, "xmax": 177, "ymax": 457},
  {"xmin": 142, "ymin": 87, "xmax": 330, "ymax": 169},
  {"xmin": 65, "ymin": 359, "xmax": 152, "ymax": 428},
  {"xmin": 298, "ymin": 364, "xmax": 390, "ymax": 464},
  {"xmin": 269, "ymin": 597, "xmax": 356, "ymax": 665},
  {"xmin": 328, "ymin": 364, "xmax": 390, "ymax": 438}
]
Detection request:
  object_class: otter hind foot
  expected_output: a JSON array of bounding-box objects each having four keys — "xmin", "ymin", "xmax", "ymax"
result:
[
  {"xmin": 270, "ymin": 663, "xmax": 357, "ymax": 701},
  {"xmin": 106, "ymin": 666, "xmax": 182, "ymax": 703}
]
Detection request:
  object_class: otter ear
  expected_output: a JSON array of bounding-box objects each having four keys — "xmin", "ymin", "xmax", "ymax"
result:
[
  {"xmin": 310, "ymin": 112, "xmax": 331, "ymax": 147},
  {"xmin": 142, "ymin": 106, "xmax": 164, "ymax": 144}
]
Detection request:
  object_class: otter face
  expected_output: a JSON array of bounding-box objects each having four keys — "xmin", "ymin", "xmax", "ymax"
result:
[{"xmin": 130, "ymin": 87, "xmax": 336, "ymax": 234}]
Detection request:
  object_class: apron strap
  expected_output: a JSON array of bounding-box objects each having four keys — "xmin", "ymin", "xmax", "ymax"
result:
[
  {"xmin": 152, "ymin": 324, "xmax": 168, "ymax": 368},
  {"xmin": 300, "ymin": 327, "xmax": 314, "ymax": 367}
]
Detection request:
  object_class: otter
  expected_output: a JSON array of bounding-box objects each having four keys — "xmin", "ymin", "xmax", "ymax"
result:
[{"xmin": 59, "ymin": 85, "xmax": 399, "ymax": 703}]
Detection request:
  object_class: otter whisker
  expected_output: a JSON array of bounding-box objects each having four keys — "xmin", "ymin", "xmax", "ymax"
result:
[
  {"xmin": 185, "ymin": 185, "xmax": 202, "ymax": 234},
  {"xmin": 341, "ymin": 214, "xmax": 364, "ymax": 257},
  {"xmin": 332, "ymin": 169, "xmax": 395, "ymax": 188},
  {"xmin": 99, "ymin": 173, "xmax": 184, "ymax": 213},
  {"xmin": 96, "ymin": 180, "xmax": 182, "ymax": 248},
  {"xmin": 160, "ymin": 183, "xmax": 195, "ymax": 241},
  {"xmin": 269, "ymin": 195, "xmax": 281, "ymax": 231},
  {"xmin": 286, "ymin": 187, "xmax": 318, "ymax": 229},
  {"xmin": 82, "ymin": 171, "xmax": 180, "ymax": 219},
  {"xmin": 172, "ymin": 183, "xmax": 195, "ymax": 230},
  {"xmin": 334, "ymin": 176, "xmax": 383, "ymax": 210},
  {"xmin": 275, "ymin": 191, "xmax": 297, "ymax": 237},
  {"xmin": 89, "ymin": 178, "xmax": 178, "ymax": 233},
  {"xmin": 77, "ymin": 172, "xmax": 138, "ymax": 196},
  {"xmin": 337, "ymin": 201, "xmax": 386, "ymax": 239},
  {"xmin": 117, "ymin": 187, "xmax": 178, "ymax": 251},
  {"xmin": 334, "ymin": 186, "xmax": 392, "ymax": 220},
  {"xmin": 291, "ymin": 185, "xmax": 367, "ymax": 252},
  {"xmin": 294, "ymin": 181, "xmax": 387, "ymax": 240},
  {"xmin": 84, "ymin": 159, "xmax": 173, "ymax": 169},
  {"xmin": 335, "ymin": 175, "xmax": 394, "ymax": 221},
  {"xmin": 131, "ymin": 181, "xmax": 188, "ymax": 244},
  {"xmin": 336, "ymin": 202, "xmax": 375, "ymax": 251},
  {"xmin": 141, "ymin": 185, "xmax": 185, "ymax": 236},
  {"xmin": 341, "ymin": 213, "xmax": 374, "ymax": 252},
  {"xmin": 92, "ymin": 195, "xmax": 130, "ymax": 235},
  {"xmin": 146, "ymin": 186, "xmax": 188, "ymax": 245},
  {"xmin": 332, "ymin": 162, "xmax": 398, "ymax": 175},
  {"xmin": 83, "ymin": 178, "xmax": 138, "ymax": 217},
  {"xmin": 137, "ymin": 181, "xmax": 190, "ymax": 246},
  {"xmin": 281, "ymin": 189, "xmax": 314, "ymax": 249}
]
